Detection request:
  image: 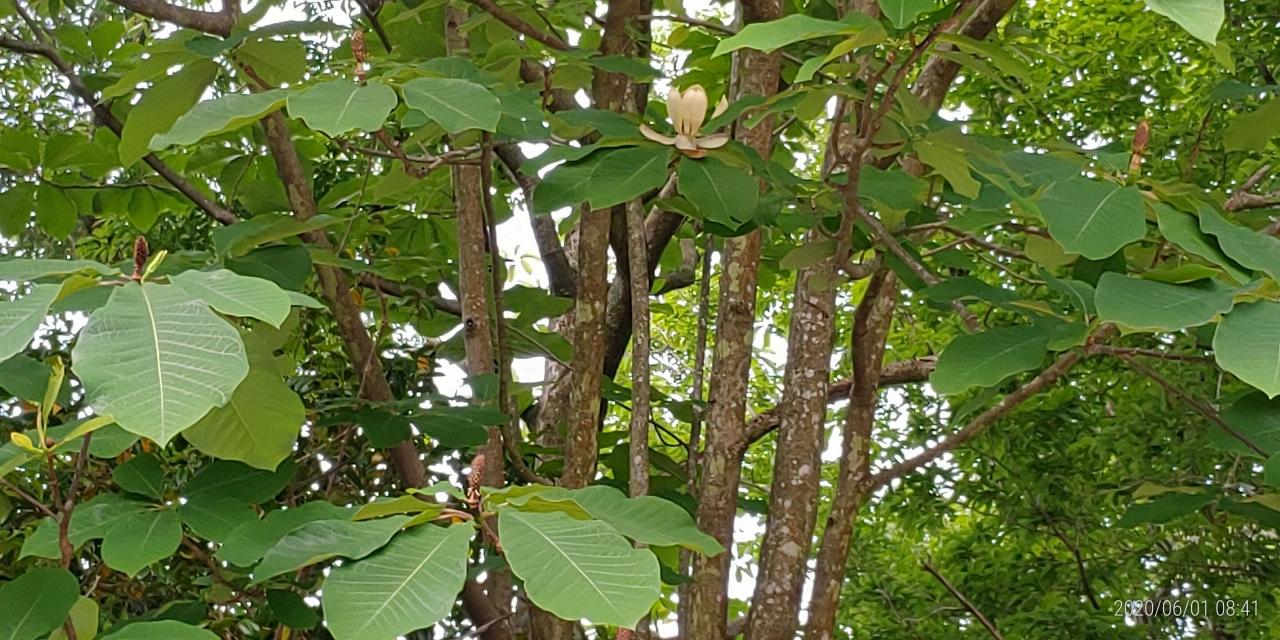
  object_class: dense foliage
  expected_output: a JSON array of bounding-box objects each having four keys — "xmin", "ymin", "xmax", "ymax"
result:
[{"xmin": 1, "ymin": 0, "xmax": 1279, "ymax": 638}]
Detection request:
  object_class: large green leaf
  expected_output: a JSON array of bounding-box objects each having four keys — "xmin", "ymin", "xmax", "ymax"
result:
[
  {"xmin": 287, "ymin": 80, "xmax": 397, "ymax": 136},
  {"xmin": 0, "ymin": 567, "xmax": 80, "ymax": 640},
  {"xmin": 532, "ymin": 146, "xmax": 672, "ymax": 213},
  {"xmin": 1198, "ymin": 207, "xmax": 1280, "ymax": 280},
  {"xmin": 216, "ymin": 501, "xmax": 352, "ymax": 566},
  {"xmin": 100, "ymin": 508, "xmax": 183, "ymax": 576},
  {"xmin": 529, "ymin": 145, "xmax": 670, "ymax": 212},
  {"xmin": 1144, "ymin": 0, "xmax": 1224, "ymax": 45},
  {"xmin": 1214, "ymin": 300, "xmax": 1280, "ymax": 397},
  {"xmin": 112, "ymin": 454, "xmax": 165, "ymax": 500},
  {"xmin": 878, "ymin": 0, "xmax": 939, "ymax": 28},
  {"xmin": 234, "ymin": 39, "xmax": 307, "ymax": 87},
  {"xmin": 514, "ymin": 486, "xmax": 725, "ymax": 556},
  {"xmin": 48, "ymin": 596, "xmax": 98, "ymax": 640},
  {"xmin": 0, "ymin": 284, "xmax": 58, "ymax": 363},
  {"xmin": 1214, "ymin": 392, "xmax": 1280, "ymax": 457},
  {"xmin": 1094, "ymin": 272, "xmax": 1235, "ymax": 332},
  {"xmin": 0, "ymin": 258, "xmax": 118, "ymax": 281},
  {"xmin": 151, "ymin": 90, "xmax": 289, "ymax": 151},
  {"xmin": 183, "ymin": 459, "xmax": 296, "ymax": 505},
  {"xmin": 35, "ymin": 183, "xmax": 77, "ymax": 237},
  {"xmin": 98, "ymin": 621, "xmax": 218, "ymax": 640},
  {"xmin": 401, "ymin": 77, "xmax": 502, "ymax": 134},
  {"xmin": 1038, "ymin": 178, "xmax": 1146, "ymax": 259},
  {"xmin": 712, "ymin": 13, "xmax": 879, "ymax": 56},
  {"xmin": 499, "ymin": 508, "xmax": 660, "ymax": 628},
  {"xmin": 1224, "ymin": 99, "xmax": 1280, "ymax": 152},
  {"xmin": 182, "ymin": 330, "xmax": 302, "ymax": 470},
  {"xmin": 1155, "ymin": 204, "xmax": 1251, "ymax": 284},
  {"xmin": 179, "ymin": 494, "xmax": 258, "ymax": 543},
  {"xmin": 73, "ymin": 282, "xmax": 250, "ymax": 445},
  {"xmin": 19, "ymin": 493, "xmax": 144, "ymax": 559},
  {"xmin": 119, "ymin": 60, "xmax": 218, "ymax": 166},
  {"xmin": 250, "ymin": 515, "xmax": 412, "ymax": 584},
  {"xmin": 930, "ymin": 325, "xmax": 1051, "ymax": 395},
  {"xmin": 677, "ymin": 156, "xmax": 759, "ymax": 228},
  {"xmin": 171, "ymin": 269, "xmax": 291, "ymax": 328},
  {"xmin": 211, "ymin": 213, "xmax": 343, "ymax": 257},
  {"xmin": 323, "ymin": 523, "xmax": 472, "ymax": 640},
  {"xmin": 1117, "ymin": 490, "xmax": 1216, "ymax": 526},
  {"xmin": 0, "ymin": 183, "xmax": 35, "ymax": 236}
]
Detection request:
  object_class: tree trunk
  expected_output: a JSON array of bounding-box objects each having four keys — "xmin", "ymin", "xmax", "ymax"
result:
[
  {"xmin": 688, "ymin": 2, "xmax": 783, "ymax": 637},
  {"xmin": 803, "ymin": 270, "xmax": 899, "ymax": 640},
  {"xmin": 743, "ymin": 228, "xmax": 840, "ymax": 640},
  {"xmin": 445, "ymin": 8, "xmax": 514, "ymax": 638}
]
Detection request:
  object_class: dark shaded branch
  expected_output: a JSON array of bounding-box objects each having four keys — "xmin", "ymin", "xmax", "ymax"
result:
[
  {"xmin": 866, "ymin": 325, "xmax": 1121, "ymax": 493},
  {"xmin": 107, "ymin": 0, "xmax": 239, "ymax": 36},
  {"xmin": 655, "ymin": 238, "xmax": 699, "ymax": 295},
  {"xmin": 1112, "ymin": 353, "xmax": 1267, "ymax": 457},
  {"xmin": 744, "ymin": 357, "xmax": 934, "ymax": 445},
  {"xmin": 0, "ymin": 36, "xmax": 239, "ymax": 226},
  {"xmin": 912, "ymin": 0, "xmax": 1020, "ymax": 111},
  {"xmin": 460, "ymin": 0, "xmax": 570, "ymax": 50},
  {"xmin": 921, "ymin": 561, "xmax": 1006, "ymax": 640},
  {"xmin": 493, "ymin": 144, "xmax": 576, "ymax": 297}
]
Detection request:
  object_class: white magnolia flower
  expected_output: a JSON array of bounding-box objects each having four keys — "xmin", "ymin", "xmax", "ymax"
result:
[{"xmin": 640, "ymin": 85, "xmax": 730, "ymax": 158}]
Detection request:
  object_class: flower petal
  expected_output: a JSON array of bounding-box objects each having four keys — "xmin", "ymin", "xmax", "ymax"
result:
[
  {"xmin": 712, "ymin": 95, "xmax": 729, "ymax": 120},
  {"xmin": 640, "ymin": 124, "xmax": 677, "ymax": 145},
  {"xmin": 697, "ymin": 133, "xmax": 730, "ymax": 149},
  {"xmin": 680, "ymin": 85, "xmax": 709, "ymax": 136},
  {"xmin": 675, "ymin": 133, "xmax": 701, "ymax": 153}
]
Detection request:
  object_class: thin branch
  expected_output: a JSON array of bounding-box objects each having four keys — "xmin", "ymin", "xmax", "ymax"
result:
[
  {"xmin": 0, "ymin": 477, "xmax": 58, "ymax": 518},
  {"xmin": 459, "ymin": 0, "xmax": 570, "ymax": 50},
  {"xmin": 1089, "ymin": 345, "xmax": 1215, "ymax": 365},
  {"xmin": 745, "ymin": 357, "xmax": 937, "ymax": 444},
  {"xmin": 1113, "ymin": 353, "xmax": 1268, "ymax": 457},
  {"xmin": 853, "ymin": 205, "xmax": 981, "ymax": 331},
  {"xmin": 481, "ymin": 138, "xmax": 553, "ymax": 487},
  {"xmin": 59, "ymin": 433, "xmax": 92, "ymax": 570},
  {"xmin": 0, "ymin": 36, "xmax": 239, "ymax": 225},
  {"xmin": 493, "ymin": 144, "xmax": 576, "ymax": 297},
  {"xmin": 867, "ymin": 325, "xmax": 1120, "ymax": 492},
  {"xmin": 921, "ymin": 561, "xmax": 1006, "ymax": 640}
]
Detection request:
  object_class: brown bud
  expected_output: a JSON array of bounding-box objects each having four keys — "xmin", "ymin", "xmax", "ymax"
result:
[
  {"xmin": 1132, "ymin": 119, "xmax": 1151, "ymax": 154},
  {"xmin": 352, "ymin": 29, "xmax": 367, "ymax": 65},
  {"xmin": 467, "ymin": 454, "xmax": 485, "ymax": 504},
  {"xmin": 133, "ymin": 236, "xmax": 149, "ymax": 278},
  {"xmin": 616, "ymin": 630, "xmax": 633, "ymax": 640},
  {"xmin": 352, "ymin": 29, "xmax": 367, "ymax": 84}
]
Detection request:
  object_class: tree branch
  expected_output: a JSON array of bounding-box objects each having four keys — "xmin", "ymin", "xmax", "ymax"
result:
[
  {"xmin": 459, "ymin": 0, "xmax": 570, "ymax": 50},
  {"xmin": 866, "ymin": 325, "xmax": 1120, "ymax": 493},
  {"xmin": 107, "ymin": 0, "xmax": 239, "ymax": 37},
  {"xmin": 0, "ymin": 36, "xmax": 239, "ymax": 226},
  {"xmin": 493, "ymin": 144, "xmax": 576, "ymax": 297},
  {"xmin": 1112, "ymin": 353, "xmax": 1267, "ymax": 457},
  {"xmin": 921, "ymin": 561, "xmax": 1006, "ymax": 640}
]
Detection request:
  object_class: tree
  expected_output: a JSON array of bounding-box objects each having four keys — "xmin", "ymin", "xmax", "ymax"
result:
[{"xmin": 0, "ymin": 0, "xmax": 1278, "ymax": 638}]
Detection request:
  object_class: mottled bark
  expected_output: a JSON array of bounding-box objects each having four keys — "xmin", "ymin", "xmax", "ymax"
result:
[
  {"xmin": 803, "ymin": 270, "xmax": 899, "ymax": 640},
  {"xmin": 744, "ymin": 228, "xmax": 840, "ymax": 640},
  {"xmin": 626, "ymin": 199, "xmax": 652, "ymax": 500},
  {"xmin": 689, "ymin": 0, "xmax": 783, "ymax": 635},
  {"xmin": 446, "ymin": 9, "xmax": 513, "ymax": 636},
  {"xmin": 562, "ymin": 0, "xmax": 645, "ymax": 489}
]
